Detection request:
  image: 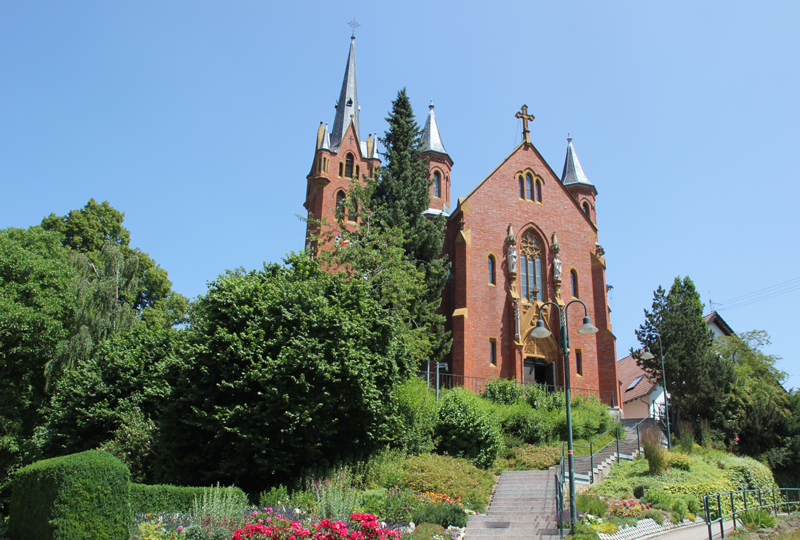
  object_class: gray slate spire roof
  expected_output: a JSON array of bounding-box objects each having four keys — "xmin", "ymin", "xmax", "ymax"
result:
[
  {"xmin": 561, "ymin": 134, "xmax": 594, "ymax": 187},
  {"xmin": 420, "ymin": 101, "xmax": 449, "ymax": 156},
  {"xmin": 330, "ymin": 37, "xmax": 360, "ymax": 152}
]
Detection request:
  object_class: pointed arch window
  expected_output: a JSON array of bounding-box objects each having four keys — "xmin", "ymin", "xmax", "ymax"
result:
[
  {"xmin": 348, "ymin": 200, "xmax": 358, "ymax": 222},
  {"xmin": 535, "ymin": 179, "xmax": 542, "ymax": 202},
  {"xmin": 345, "ymin": 153, "xmax": 354, "ymax": 178},
  {"xmin": 518, "ymin": 176, "xmax": 525, "ymax": 199},
  {"xmin": 488, "ymin": 255, "xmax": 496, "ymax": 285},
  {"xmin": 336, "ymin": 190, "xmax": 346, "ymax": 216},
  {"xmin": 434, "ymin": 171, "xmax": 441, "ymax": 198},
  {"xmin": 519, "ymin": 232, "xmax": 543, "ymax": 302},
  {"xmin": 571, "ymin": 269, "xmax": 579, "ymax": 298},
  {"xmin": 526, "ymin": 174, "xmax": 534, "ymax": 200}
]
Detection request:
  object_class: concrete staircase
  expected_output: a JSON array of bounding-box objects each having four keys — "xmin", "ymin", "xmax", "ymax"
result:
[
  {"xmin": 571, "ymin": 418, "xmax": 646, "ymax": 485},
  {"xmin": 465, "ymin": 470, "xmax": 560, "ymax": 540}
]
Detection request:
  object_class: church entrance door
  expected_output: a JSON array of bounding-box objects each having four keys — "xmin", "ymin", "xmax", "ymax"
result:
[{"xmin": 523, "ymin": 358, "xmax": 554, "ymax": 388}]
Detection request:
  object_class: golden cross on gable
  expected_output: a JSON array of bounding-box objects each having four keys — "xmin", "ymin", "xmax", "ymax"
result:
[{"xmin": 515, "ymin": 105, "xmax": 535, "ymax": 145}]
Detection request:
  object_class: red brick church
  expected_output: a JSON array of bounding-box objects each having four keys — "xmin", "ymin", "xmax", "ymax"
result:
[{"xmin": 304, "ymin": 37, "xmax": 620, "ymax": 408}]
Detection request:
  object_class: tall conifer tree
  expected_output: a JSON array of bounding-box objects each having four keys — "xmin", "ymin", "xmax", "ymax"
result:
[
  {"xmin": 634, "ymin": 276, "xmax": 715, "ymax": 428},
  {"xmin": 371, "ymin": 89, "xmax": 450, "ymax": 361}
]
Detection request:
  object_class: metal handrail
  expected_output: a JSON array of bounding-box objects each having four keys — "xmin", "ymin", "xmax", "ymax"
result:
[{"xmin": 703, "ymin": 488, "xmax": 800, "ymax": 540}]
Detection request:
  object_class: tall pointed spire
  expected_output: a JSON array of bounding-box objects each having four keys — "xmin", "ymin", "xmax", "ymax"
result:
[
  {"xmin": 330, "ymin": 36, "xmax": 360, "ymax": 151},
  {"xmin": 421, "ymin": 100, "xmax": 449, "ymax": 156},
  {"xmin": 561, "ymin": 134, "xmax": 594, "ymax": 187}
]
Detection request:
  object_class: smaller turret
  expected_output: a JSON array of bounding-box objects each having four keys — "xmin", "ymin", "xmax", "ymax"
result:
[
  {"xmin": 561, "ymin": 134, "xmax": 597, "ymax": 224},
  {"xmin": 421, "ymin": 100, "xmax": 453, "ymax": 215}
]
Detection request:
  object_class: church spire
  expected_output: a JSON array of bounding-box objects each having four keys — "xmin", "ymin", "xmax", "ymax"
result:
[
  {"xmin": 330, "ymin": 36, "xmax": 360, "ymax": 151},
  {"xmin": 421, "ymin": 100, "xmax": 449, "ymax": 157},
  {"xmin": 561, "ymin": 134, "xmax": 594, "ymax": 187}
]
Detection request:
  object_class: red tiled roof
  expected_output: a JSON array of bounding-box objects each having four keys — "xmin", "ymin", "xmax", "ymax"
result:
[{"xmin": 617, "ymin": 353, "xmax": 656, "ymax": 404}]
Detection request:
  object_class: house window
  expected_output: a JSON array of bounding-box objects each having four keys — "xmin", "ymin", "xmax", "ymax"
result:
[
  {"xmin": 575, "ymin": 349, "xmax": 583, "ymax": 376},
  {"xmin": 434, "ymin": 171, "xmax": 441, "ymax": 198},
  {"xmin": 571, "ymin": 269, "xmax": 579, "ymax": 298},
  {"xmin": 518, "ymin": 176, "xmax": 525, "ymax": 199},
  {"xmin": 336, "ymin": 190, "xmax": 346, "ymax": 216},
  {"xmin": 490, "ymin": 339, "xmax": 497, "ymax": 365},
  {"xmin": 520, "ymin": 231, "xmax": 543, "ymax": 302},
  {"xmin": 345, "ymin": 153, "xmax": 354, "ymax": 177},
  {"xmin": 582, "ymin": 201, "xmax": 590, "ymax": 215},
  {"xmin": 535, "ymin": 179, "xmax": 542, "ymax": 202},
  {"xmin": 488, "ymin": 255, "xmax": 495, "ymax": 285},
  {"xmin": 339, "ymin": 161, "xmax": 344, "ymax": 177},
  {"xmin": 526, "ymin": 174, "xmax": 533, "ymax": 200},
  {"xmin": 348, "ymin": 201, "xmax": 358, "ymax": 222}
]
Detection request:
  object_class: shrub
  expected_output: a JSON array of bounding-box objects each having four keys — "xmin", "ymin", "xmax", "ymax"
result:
[
  {"xmin": 642, "ymin": 508, "xmax": 666, "ymax": 525},
  {"xmin": 355, "ymin": 448, "xmax": 408, "ymax": 489},
  {"xmin": 9, "ymin": 450, "xmax": 131, "ymax": 540},
  {"xmin": 360, "ymin": 487, "xmax": 419, "ymax": 525},
  {"xmin": 525, "ymin": 383, "xmax": 566, "ymax": 411},
  {"xmin": 678, "ymin": 422, "xmax": 695, "ymax": 454},
  {"xmin": 739, "ymin": 508, "xmax": 776, "ymax": 530},
  {"xmin": 699, "ymin": 419, "xmax": 714, "ymax": 449},
  {"xmin": 494, "ymin": 402, "xmax": 553, "ymax": 445},
  {"xmin": 259, "ymin": 484, "xmax": 290, "ymax": 509},
  {"xmin": 591, "ymin": 522, "xmax": 618, "ymax": 534},
  {"xmin": 642, "ymin": 425, "xmax": 667, "ymax": 475},
  {"xmin": 308, "ymin": 470, "xmax": 361, "ymax": 521},
  {"xmin": 577, "ymin": 492, "xmax": 607, "ymax": 517},
  {"xmin": 131, "ymin": 483, "xmax": 247, "ymax": 514},
  {"xmin": 192, "ymin": 483, "xmax": 250, "ymax": 522},
  {"xmin": 670, "ymin": 497, "xmax": 689, "ymax": 522},
  {"xmin": 554, "ymin": 399, "xmax": 615, "ymax": 441},
  {"xmin": 411, "ymin": 503, "xmax": 467, "ymax": 528},
  {"xmin": 401, "ymin": 453, "xmax": 495, "ymax": 511},
  {"xmin": 570, "ymin": 521, "xmax": 600, "ymax": 540},
  {"xmin": 482, "ymin": 378, "xmax": 524, "ymax": 405},
  {"xmin": 435, "ymin": 388, "xmax": 503, "ymax": 469},
  {"xmin": 509, "ymin": 445, "xmax": 561, "ymax": 470},
  {"xmin": 668, "ymin": 452, "xmax": 691, "ymax": 471},
  {"xmin": 392, "ymin": 377, "xmax": 437, "ymax": 454}
]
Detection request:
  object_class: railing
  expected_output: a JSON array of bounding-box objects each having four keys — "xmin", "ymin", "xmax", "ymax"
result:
[
  {"xmin": 419, "ymin": 371, "xmax": 616, "ymax": 405},
  {"xmin": 555, "ymin": 418, "xmax": 650, "ymax": 538},
  {"xmin": 703, "ymin": 488, "xmax": 800, "ymax": 540}
]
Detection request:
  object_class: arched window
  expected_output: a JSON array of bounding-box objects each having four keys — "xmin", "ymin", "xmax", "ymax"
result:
[
  {"xmin": 488, "ymin": 255, "xmax": 496, "ymax": 285},
  {"xmin": 345, "ymin": 153, "xmax": 354, "ymax": 177},
  {"xmin": 526, "ymin": 174, "xmax": 533, "ymax": 200},
  {"xmin": 338, "ymin": 161, "xmax": 344, "ymax": 177},
  {"xmin": 348, "ymin": 201, "xmax": 358, "ymax": 222},
  {"xmin": 519, "ymin": 232, "xmax": 543, "ymax": 302},
  {"xmin": 535, "ymin": 179, "xmax": 542, "ymax": 202},
  {"xmin": 571, "ymin": 269, "xmax": 579, "ymax": 298},
  {"xmin": 434, "ymin": 171, "xmax": 441, "ymax": 198},
  {"xmin": 518, "ymin": 176, "xmax": 525, "ymax": 199},
  {"xmin": 336, "ymin": 190, "xmax": 346, "ymax": 216},
  {"xmin": 582, "ymin": 201, "xmax": 590, "ymax": 215}
]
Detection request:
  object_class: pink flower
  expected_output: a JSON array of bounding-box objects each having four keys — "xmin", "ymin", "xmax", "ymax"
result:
[{"xmin": 177, "ymin": 525, "xmax": 183, "ymax": 532}]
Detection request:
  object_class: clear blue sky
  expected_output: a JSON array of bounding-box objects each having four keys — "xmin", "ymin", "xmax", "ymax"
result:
[{"xmin": 3, "ymin": 1, "xmax": 798, "ymax": 390}]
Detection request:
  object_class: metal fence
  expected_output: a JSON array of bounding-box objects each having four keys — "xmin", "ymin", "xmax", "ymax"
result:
[
  {"xmin": 420, "ymin": 370, "xmax": 616, "ymax": 406},
  {"xmin": 704, "ymin": 488, "xmax": 800, "ymax": 540}
]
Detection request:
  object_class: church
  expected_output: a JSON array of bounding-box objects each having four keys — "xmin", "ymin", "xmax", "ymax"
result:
[{"xmin": 303, "ymin": 36, "xmax": 621, "ymax": 409}]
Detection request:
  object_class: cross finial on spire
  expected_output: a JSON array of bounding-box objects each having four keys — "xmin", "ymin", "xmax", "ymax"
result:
[
  {"xmin": 348, "ymin": 18, "xmax": 360, "ymax": 38},
  {"xmin": 429, "ymin": 99, "xmax": 434, "ymax": 110},
  {"xmin": 515, "ymin": 105, "xmax": 535, "ymax": 145},
  {"xmin": 567, "ymin": 132, "xmax": 572, "ymax": 144}
]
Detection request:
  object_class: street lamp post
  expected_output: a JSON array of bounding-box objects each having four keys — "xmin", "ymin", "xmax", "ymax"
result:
[
  {"xmin": 641, "ymin": 333, "xmax": 671, "ymax": 450},
  {"xmin": 531, "ymin": 299, "xmax": 598, "ymax": 527}
]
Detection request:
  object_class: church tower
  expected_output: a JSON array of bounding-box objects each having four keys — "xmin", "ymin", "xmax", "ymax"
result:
[
  {"xmin": 304, "ymin": 36, "xmax": 379, "ymax": 249},
  {"xmin": 420, "ymin": 101, "xmax": 452, "ymax": 214},
  {"xmin": 562, "ymin": 135, "xmax": 597, "ymax": 224}
]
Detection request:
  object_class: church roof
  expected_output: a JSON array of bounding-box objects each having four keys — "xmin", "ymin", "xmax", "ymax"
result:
[
  {"xmin": 330, "ymin": 37, "xmax": 360, "ymax": 152},
  {"xmin": 421, "ymin": 101, "xmax": 449, "ymax": 157},
  {"xmin": 561, "ymin": 135, "xmax": 594, "ymax": 187}
]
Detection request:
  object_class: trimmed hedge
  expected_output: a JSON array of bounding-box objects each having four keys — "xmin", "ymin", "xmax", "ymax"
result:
[
  {"xmin": 9, "ymin": 450, "xmax": 131, "ymax": 540},
  {"xmin": 130, "ymin": 483, "xmax": 247, "ymax": 514},
  {"xmin": 435, "ymin": 388, "xmax": 503, "ymax": 469}
]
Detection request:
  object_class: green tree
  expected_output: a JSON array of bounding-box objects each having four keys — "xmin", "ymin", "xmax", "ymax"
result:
[
  {"xmin": 41, "ymin": 198, "xmax": 188, "ymax": 320},
  {"xmin": 0, "ymin": 227, "xmax": 78, "ymax": 512},
  {"xmin": 634, "ymin": 277, "xmax": 715, "ymax": 429},
  {"xmin": 370, "ymin": 89, "xmax": 450, "ymax": 361},
  {"xmin": 157, "ymin": 253, "xmax": 417, "ymax": 491},
  {"xmin": 37, "ymin": 323, "xmax": 183, "ymax": 483},
  {"xmin": 710, "ymin": 331, "xmax": 792, "ymax": 460}
]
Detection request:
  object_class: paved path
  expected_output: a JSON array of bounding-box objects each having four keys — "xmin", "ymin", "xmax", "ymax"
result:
[
  {"xmin": 465, "ymin": 470, "xmax": 560, "ymax": 540},
  {"xmin": 572, "ymin": 419, "xmax": 647, "ymax": 484}
]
